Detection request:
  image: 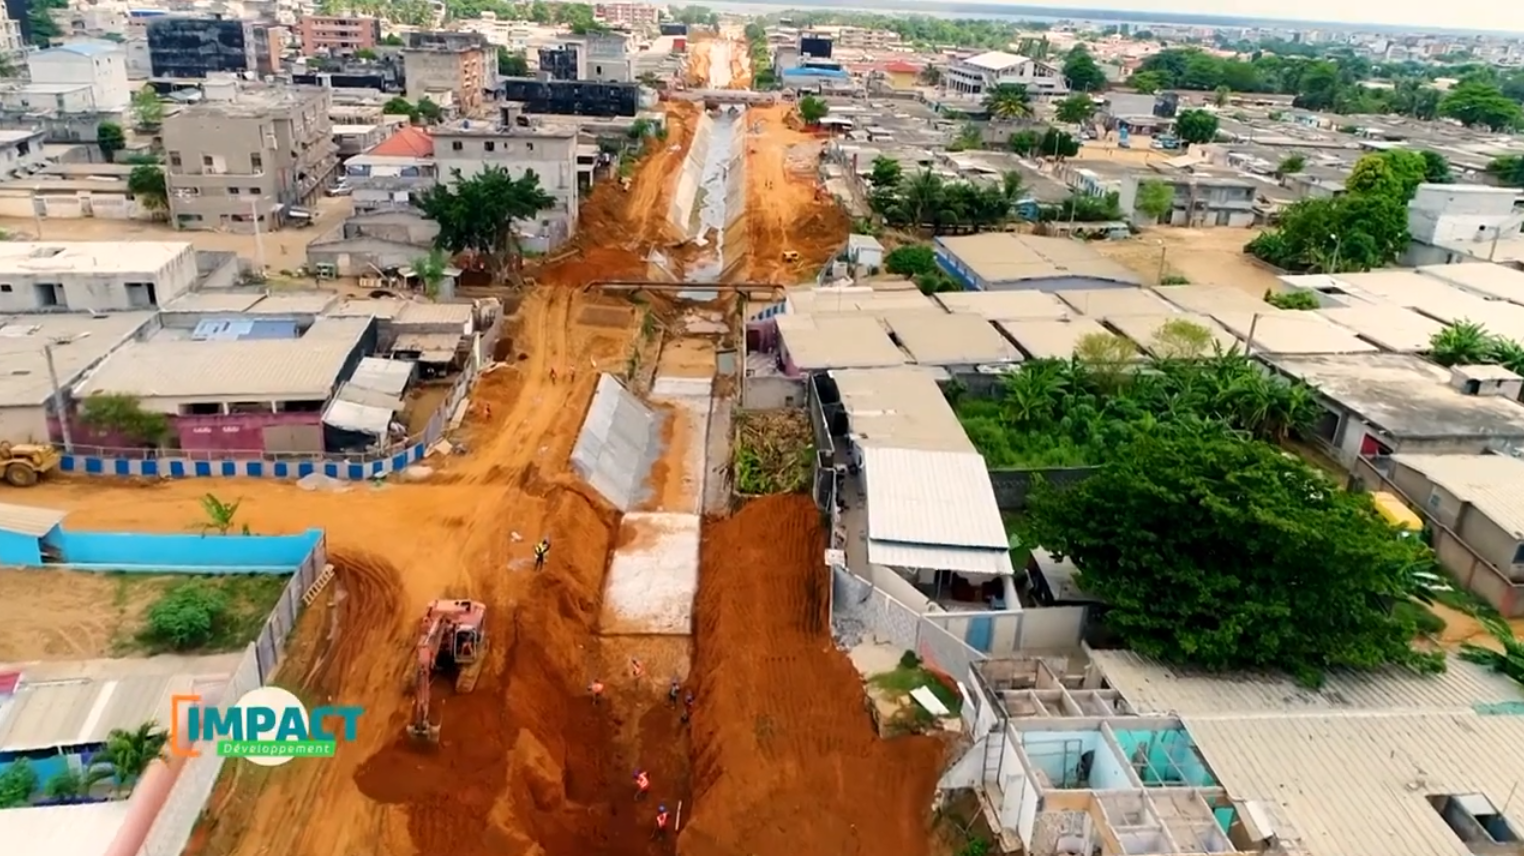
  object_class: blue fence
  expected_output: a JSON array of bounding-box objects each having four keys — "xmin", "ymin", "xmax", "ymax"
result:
[
  {"xmin": 44, "ymin": 529, "xmax": 324, "ymax": 572},
  {"xmin": 57, "ymin": 444, "xmax": 427, "ymax": 482}
]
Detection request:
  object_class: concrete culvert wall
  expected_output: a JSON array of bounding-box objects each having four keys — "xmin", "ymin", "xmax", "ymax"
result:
[
  {"xmin": 719, "ymin": 109, "xmax": 750, "ymax": 281},
  {"xmin": 668, "ymin": 116, "xmax": 713, "ymax": 239},
  {"xmin": 569, "ymin": 372, "xmax": 661, "ymax": 511}
]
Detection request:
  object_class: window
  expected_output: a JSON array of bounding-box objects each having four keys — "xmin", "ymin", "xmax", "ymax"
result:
[
  {"xmin": 527, "ymin": 142, "xmax": 534, "ymax": 151},
  {"xmin": 1429, "ymin": 794, "xmax": 1522, "ymax": 845},
  {"xmin": 250, "ymin": 153, "xmax": 262, "ymax": 171},
  {"xmin": 124, "ymin": 281, "xmax": 156, "ymax": 307},
  {"xmin": 202, "ymin": 155, "xmax": 214, "ymax": 167},
  {"xmin": 228, "ymin": 186, "xmax": 240, "ymax": 195},
  {"xmin": 484, "ymin": 141, "xmax": 495, "ymax": 152},
  {"xmin": 180, "ymin": 403, "xmax": 221, "ymax": 415},
  {"xmin": 0, "ymin": 283, "xmax": 10, "ymax": 292},
  {"xmin": 1513, "ymin": 543, "xmax": 1524, "ymax": 565},
  {"xmin": 452, "ymin": 140, "xmax": 464, "ymax": 151},
  {"xmin": 169, "ymin": 151, "xmax": 182, "ymax": 167}
]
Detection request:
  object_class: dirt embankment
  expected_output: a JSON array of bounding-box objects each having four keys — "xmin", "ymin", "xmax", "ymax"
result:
[
  {"xmin": 680, "ymin": 496, "xmax": 944, "ymax": 856},
  {"xmin": 738, "ymin": 104, "xmax": 851, "ymax": 285}
]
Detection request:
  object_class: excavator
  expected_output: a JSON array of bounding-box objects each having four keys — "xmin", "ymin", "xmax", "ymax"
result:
[{"xmin": 407, "ymin": 599, "xmax": 488, "ymax": 742}]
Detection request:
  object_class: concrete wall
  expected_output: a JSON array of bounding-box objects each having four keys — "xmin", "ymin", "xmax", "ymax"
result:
[
  {"xmin": 741, "ymin": 375, "xmax": 803, "ymax": 410},
  {"xmin": 667, "ymin": 112, "xmax": 710, "ymax": 238},
  {"xmin": 43, "ymin": 529, "xmax": 323, "ymax": 570},
  {"xmin": 718, "ymin": 109, "xmax": 748, "ymax": 280},
  {"xmin": 988, "ymin": 467, "xmax": 1100, "ymax": 510}
]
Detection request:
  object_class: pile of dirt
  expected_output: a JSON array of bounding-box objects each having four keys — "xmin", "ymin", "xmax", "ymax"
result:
[
  {"xmin": 680, "ymin": 495, "xmax": 944, "ymax": 856},
  {"xmin": 354, "ymin": 485, "xmax": 631, "ymax": 856}
]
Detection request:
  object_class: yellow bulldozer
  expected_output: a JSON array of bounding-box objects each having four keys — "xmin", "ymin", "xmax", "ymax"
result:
[{"xmin": 1, "ymin": 441, "xmax": 61, "ymax": 487}]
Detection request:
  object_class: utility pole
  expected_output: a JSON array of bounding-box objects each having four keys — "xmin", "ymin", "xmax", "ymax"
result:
[
  {"xmin": 1156, "ymin": 242, "xmax": 1168, "ymax": 284},
  {"xmin": 1244, "ymin": 312, "xmax": 1261, "ymax": 357},
  {"xmin": 250, "ymin": 197, "xmax": 266, "ymax": 271},
  {"xmin": 43, "ymin": 342, "xmax": 73, "ymax": 452}
]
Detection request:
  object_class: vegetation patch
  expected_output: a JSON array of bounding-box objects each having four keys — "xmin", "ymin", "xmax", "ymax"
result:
[
  {"xmin": 735, "ymin": 410, "xmax": 813, "ymax": 495},
  {"xmin": 124, "ymin": 574, "xmax": 287, "ymax": 655},
  {"xmin": 867, "ymin": 652, "xmax": 963, "ymax": 736}
]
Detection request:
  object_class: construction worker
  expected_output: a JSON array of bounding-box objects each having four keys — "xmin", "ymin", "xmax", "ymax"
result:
[
  {"xmin": 653, "ymin": 804, "xmax": 670, "ymax": 839},
  {"xmin": 549, "ymin": 366, "xmax": 558, "ymax": 383},
  {"xmin": 634, "ymin": 770, "xmax": 650, "ymax": 801},
  {"xmin": 667, "ymin": 678, "xmax": 681, "ymax": 707},
  {"xmin": 589, "ymin": 679, "xmax": 605, "ymax": 705},
  {"xmin": 482, "ymin": 402, "xmax": 492, "ymax": 420},
  {"xmin": 533, "ymin": 537, "xmax": 550, "ymax": 571},
  {"xmin": 631, "ymin": 657, "xmax": 645, "ymax": 679},
  {"xmin": 681, "ymin": 691, "xmax": 694, "ymax": 725}
]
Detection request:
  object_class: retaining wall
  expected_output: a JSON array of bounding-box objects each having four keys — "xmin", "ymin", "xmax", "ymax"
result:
[
  {"xmin": 131, "ymin": 534, "xmax": 329, "ymax": 856},
  {"xmin": 718, "ymin": 109, "xmax": 749, "ymax": 281},
  {"xmin": 45, "ymin": 530, "xmax": 324, "ymax": 571},
  {"xmin": 668, "ymin": 115, "xmax": 712, "ymax": 238},
  {"xmin": 570, "ymin": 373, "xmax": 662, "ymax": 511},
  {"xmin": 56, "ymin": 316, "xmax": 503, "ymax": 482}
]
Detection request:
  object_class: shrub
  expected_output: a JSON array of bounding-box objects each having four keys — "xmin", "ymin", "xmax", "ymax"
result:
[
  {"xmin": 0, "ymin": 759, "xmax": 37, "ymax": 808},
  {"xmin": 144, "ymin": 582, "xmax": 229, "ymax": 650},
  {"xmin": 884, "ymin": 244, "xmax": 938, "ymax": 277}
]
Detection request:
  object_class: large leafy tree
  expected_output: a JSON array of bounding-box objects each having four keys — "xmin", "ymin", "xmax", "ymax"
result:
[
  {"xmin": 982, "ymin": 83, "xmax": 1032, "ymax": 120},
  {"xmin": 1439, "ymin": 80, "xmax": 1523, "ymax": 131},
  {"xmin": 1055, "ymin": 94, "xmax": 1097, "ymax": 125},
  {"xmin": 1173, "ymin": 109, "xmax": 1219, "ymax": 148},
  {"xmin": 1019, "ymin": 429, "xmax": 1446, "ymax": 686},
  {"xmin": 1062, "ymin": 45, "xmax": 1107, "ymax": 92},
  {"xmin": 797, "ymin": 94, "xmax": 828, "ymax": 125},
  {"xmin": 416, "ymin": 166, "xmax": 555, "ymax": 282}
]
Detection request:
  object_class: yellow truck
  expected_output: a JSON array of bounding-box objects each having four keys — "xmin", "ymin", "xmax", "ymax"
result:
[{"xmin": 1372, "ymin": 491, "xmax": 1422, "ymax": 536}]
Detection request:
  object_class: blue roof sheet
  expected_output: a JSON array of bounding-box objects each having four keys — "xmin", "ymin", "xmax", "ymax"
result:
[{"xmin": 42, "ymin": 43, "xmax": 118, "ymax": 57}]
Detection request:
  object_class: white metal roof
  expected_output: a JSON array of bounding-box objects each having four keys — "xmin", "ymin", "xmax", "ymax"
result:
[
  {"xmin": 867, "ymin": 539, "xmax": 1016, "ymax": 576},
  {"xmin": 786, "ymin": 287, "xmax": 935, "ymax": 316},
  {"xmin": 961, "ymin": 50, "xmax": 1028, "ymax": 71},
  {"xmin": 160, "ymin": 291, "xmax": 263, "ymax": 313},
  {"xmin": 323, "ymin": 397, "xmax": 393, "ymax": 437},
  {"xmin": 1390, "ymin": 453, "xmax": 1524, "ymax": 538},
  {"xmin": 831, "ymin": 367, "xmax": 971, "ymax": 452},
  {"xmin": 861, "ymin": 445, "xmax": 1007, "ymax": 550},
  {"xmin": 0, "ymin": 502, "xmax": 66, "ymax": 537},
  {"xmin": 1156, "ymin": 285, "xmax": 1274, "ymax": 315},
  {"xmin": 0, "ymin": 674, "xmax": 194, "ymax": 751},
  {"xmin": 1, "ymin": 802, "xmax": 132, "ymax": 856},
  {"xmin": 1058, "ymin": 288, "xmax": 1177, "ymax": 317},
  {"xmin": 396, "ymin": 301, "xmax": 475, "ymax": 327},
  {"xmin": 932, "ymin": 290, "xmax": 1073, "ymax": 322},
  {"xmin": 348, "ymin": 357, "xmax": 414, "ymax": 397},
  {"xmin": 245, "ymin": 291, "xmax": 339, "ymax": 315},
  {"xmin": 997, "ymin": 317, "xmax": 1123, "ymax": 360},
  {"xmin": 1210, "ymin": 310, "xmax": 1379, "ymax": 355},
  {"xmin": 325, "ymin": 298, "xmax": 408, "ymax": 320},
  {"xmin": 1419, "ymin": 262, "xmax": 1524, "ymax": 305},
  {"xmin": 1103, "ymin": 312, "xmax": 1239, "ymax": 355},
  {"xmin": 0, "ymin": 312, "xmax": 156, "ymax": 407},
  {"xmin": 73, "ymin": 334, "xmax": 363, "ymax": 401}
]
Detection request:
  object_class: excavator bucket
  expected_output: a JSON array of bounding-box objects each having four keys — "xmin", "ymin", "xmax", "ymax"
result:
[{"xmin": 408, "ymin": 720, "xmax": 440, "ymax": 742}]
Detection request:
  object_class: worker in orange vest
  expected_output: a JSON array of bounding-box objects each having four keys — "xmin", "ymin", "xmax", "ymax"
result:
[
  {"xmin": 653, "ymin": 804, "xmax": 670, "ymax": 839},
  {"xmin": 588, "ymin": 679, "xmax": 605, "ymax": 705},
  {"xmin": 634, "ymin": 769, "xmax": 650, "ymax": 801},
  {"xmin": 549, "ymin": 366, "xmax": 558, "ymax": 383}
]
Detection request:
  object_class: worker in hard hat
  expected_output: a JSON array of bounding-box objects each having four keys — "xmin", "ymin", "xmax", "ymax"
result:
[
  {"xmin": 634, "ymin": 770, "xmax": 651, "ymax": 801},
  {"xmin": 533, "ymin": 537, "xmax": 550, "ymax": 571},
  {"xmin": 653, "ymin": 804, "xmax": 670, "ymax": 839},
  {"xmin": 667, "ymin": 678, "xmax": 681, "ymax": 707},
  {"xmin": 681, "ymin": 690, "xmax": 695, "ymax": 725},
  {"xmin": 589, "ymin": 679, "xmax": 605, "ymax": 706},
  {"xmin": 631, "ymin": 657, "xmax": 645, "ymax": 679}
]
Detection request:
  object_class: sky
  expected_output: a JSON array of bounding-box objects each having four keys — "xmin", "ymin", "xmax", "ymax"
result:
[{"xmin": 721, "ymin": 0, "xmax": 1524, "ymax": 34}]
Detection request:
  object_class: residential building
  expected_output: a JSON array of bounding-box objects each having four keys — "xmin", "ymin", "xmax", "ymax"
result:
[
  {"xmin": 124, "ymin": 38, "xmax": 151, "ymax": 79},
  {"xmin": 297, "ymin": 15, "xmax": 381, "ymax": 55},
  {"xmin": 1122, "ymin": 172, "xmax": 1257, "ymax": 228},
  {"xmin": 0, "ymin": 162, "xmax": 150, "ymax": 219},
  {"xmin": 933, "ymin": 233, "xmax": 1140, "ymax": 291},
  {"xmin": 402, "ymin": 30, "xmax": 489, "ymax": 117},
  {"xmin": 574, "ymin": 32, "xmax": 633, "ymax": 82},
  {"xmin": 0, "ymin": 241, "xmax": 200, "ymax": 313},
  {"xmin": 813, "ymin": 25, "xmax": 901, "ymax": 51},
  {"xmin": 496, "ymin": 79, "xmax": 639, "ymax": 117},
  {"xmin": 878, "ymin": 60, "xmax": 921, "ymax": 92},
  {"xmin": 54, "ymin": 4, "xmax": 126, "ymax": 41},
  {"xmin": 162, "ymin": 83, "xmax": 338, "ymax": 231},
  {"xmin": 251, "ymin": 24, "xmax": 288, "ymax": 77},
  {"xmin": 344, "ymin": 125, "xmax": 436, "ymax": 213},
  {"xmin": 432, "ymin": 105, "xmax": 580, "ymax": 250},
  {"xmin": 23, "ymin": 42, "xmax": 131, "ymax": 114},
  {"xmin": 0, "ymin": 310, "xmax": 158, "ymax": 443},
  {"xmin": 593, "ymin": 3, "xmax": 660, "ymax": 29},
  {"xmin": 944, "ymin": 51, "xmax": 1067, "ymax": 100},
  {"xmin": 334, "ymin": 123, "xmax": 391, "ymax": 158},
  {"xmin": 0, "ymin": 129, "xmax": 49, "ymax": 178},
  {"xmin": 0, "ymin": 11, "xmax": 21, "ymax": 64},
  {"xmin": 306, "ymin": 210, "xmax": 442, "ymax": 275},
  {"xmin": 1405, "ymin": 183, "xmax": 1524, "ymax": 266},
  {"xmin": 146, "ymin": 16, "xmax": 253, "ymax": 79}
]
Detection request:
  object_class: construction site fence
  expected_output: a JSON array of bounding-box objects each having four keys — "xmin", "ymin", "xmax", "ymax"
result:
[
  {"xmin": 136, "ymin": 534, "xmax": 329, "ymax": 856},
  {"xmin": 830, "ymin": 564, "xmax": 989, "ymax": 681},
  {"xmin": 57, "ymin": 314, "xmax": 505, "ymax": 483}
]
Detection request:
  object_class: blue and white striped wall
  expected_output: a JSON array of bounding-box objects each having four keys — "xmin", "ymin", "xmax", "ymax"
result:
[{"xmin": 58, "ymin": 442, "xmax": 428, "ymax": 481}]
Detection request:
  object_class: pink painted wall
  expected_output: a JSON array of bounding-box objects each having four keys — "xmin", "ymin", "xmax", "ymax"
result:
[
  {"xmin": 176, "ymin": 412, "xmax": 322, "ymax": 453},
  {"xmin": 102, "ymin": 755, "xmax": 183, "ymax": 856},
  {"xmin": 48, "ymin": 415, "xmax": 145, "ymax": 450}
]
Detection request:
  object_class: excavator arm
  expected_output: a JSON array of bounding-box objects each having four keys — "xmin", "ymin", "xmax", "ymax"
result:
[{"xmin": 408, "ymin": 616, "xmax": 446, "ymax": 741}]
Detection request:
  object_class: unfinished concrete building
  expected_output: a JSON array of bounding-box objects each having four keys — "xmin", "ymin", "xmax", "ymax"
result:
[
  {"xmin": 402, "ymin": 30, "xmax": 489, "ymax": 117},
  {"xmin": 163, "ymin": 82, "xmax": 337, "ymax": 232}
]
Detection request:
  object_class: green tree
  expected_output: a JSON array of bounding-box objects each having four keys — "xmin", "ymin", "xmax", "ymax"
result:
[
  {"xmin": 1487, "ymin": 155, "xmax": 1524, "ymax": 188},
  {"xmin": 354, "ymin": 47, "xmax": 377, "ymax": 60},
  {"xmin": 982, "ymin": 83, "xmax": 1032, "ymax": 120},
  {"xmin": 1420, "ymin": 150, "xmax": 1454, "ymax": 184},
  {"xmin": 498, "ymin": 48, "xmax": 529, "ymax": 76},
  {"xmin": 1062, "ymin": 45, "xmax": 1107, "ymax": 92},
  {"xmin": 412, "ymin": 247, "xmax": 449, "ymax": 299},
  {"xmin": 1054, "ymin": 94, "xmax": 1096, "ymax": 125},
  {"xmin": 96, "ymin": 122, "xmax": 126, "ymax": 162},
  {"xmin": 1038, "ymin": 127, "xmax": 1080, "ymax": 159},
  {"xmin": 1173, "ymin": 109, "xmax": 1219, "ymax": 148},
  {"xmin": 383, "ymin": 96, "xmax": 418, "ymax": 121},
  {"xmin": 416, "ymin": 97, "xmax": 444, "ymax": 124},
  {"xmin": 197, "ymin": 493, "xmax": 243, "ymax": 535},
  {"xmin": 884, "ymin": 244, "xmax": 937, "ymax": 277},
  {"xmin": 104, "ymin": 723, "xmax": 169, "ymax": 792},
  {"xmin": 145, "ymin": 583, "xmax": 228, "ymax": 650},
  {"xmin": 1007, "ymin": 129, "xmax": 1042, "ymax": 155},
  {"xmin": 380, "ymin": 34, "xmax": 403, "ymax": 46},
  {"xmin": 0, "ymin": 758, "xmax": 36, "ymax": 808},
  {"xmin": 1134, "ymin": 179, "xmax": 1175, "ymax": 224},
  {"xmin": 1128, "ymin": 70, "xmax": 1165, "ymax": 93},
  {"xmin": 797, "ymin": 94, "xmax": 828, "ymax": 125},
  {"xmin": 868, "ymin": 154, "xmax": 901, "ymax": 190},
  {"xmin": 416, "ymin": 166, "xmax": 556, "ymax": 281},
  {"xmin": 128, "ymin": 164, "xmax": 168, "ymax": 216},
  {"xmin": 1018, "ymin": 429, "xmax": 1447, "ymax": 686},
  {"xmin": 78, "ymin": 392, "xmax": 170, "ymax": 445},
  {"xmin": 131, "ymin": 87, "xmax": 164, "ymax": 129},
  {"xmin": 44, "ymin": 762, "xmax": 113, "ymax": 799},
  {"xmin": 1276, "ymin": 154, "xmax": 1306, "ymax": 177},
  {"xmin": 1212, "ymin": 84, "xmax": 1231, "ymax": 106},
  {"xmin": 1439, "ymin": 80, "xmax": 1523, "ymax": 131},
  {"xmin": 1429, "ymin": 321, "xmax": 1496, "ymax": 366},
  {"xmin": 1346, "ymin": 150, "xmax": 1425, "ymax": 202}
]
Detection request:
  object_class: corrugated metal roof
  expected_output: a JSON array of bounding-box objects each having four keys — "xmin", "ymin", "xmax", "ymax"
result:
[
  {"xmin": 73, "ymin": 336, "xmax": 361, "ymax": 400},
  {"xmin": 0, "ymin": 802, "xmax": 132, "ymax": 856},
  {"xmin": 0, "ymin": 675, "xmax": 192, "ymax": 751},
  {"xmin": 0, "ymin": 502, "xmax": 67, "ymax": 537},
  {"xmin": 333, "ymin": 382, "xmax": 401, "ymax": 411},
  {"xmin": 868, "ymin": 539, "xmax": 1015, "ymax": 575},
  {"xmin": 391, "ymin": 332, "xmax": 462, "ymax": 361},
  {"xmin": 832, "ymin": 367, "xmax": 971, "ymax": 452},
  {"xmin": 396, "ymin": 301, "xmax": 474, "ymax": 327},
  {"xmin": 1390, "ymin": 453, "xmax": 1524, "ymax": 538},
  {"xmin": 160, "ymin": 292, "xmax": 263, "ymax": 314},
  {"xmin": 1091, "ymin": 649, "xmax": 1522, "ymax": 716},
  {"xmin": 350, "ymin": 357, "xmax": 414, "ymax": 396},
  {"xmin": 932, "ymin": 290, "xmax": 1073, "ymax": 322},
  {"xmin": 326, "ymin": 298, "xmax": 407, "ymax": 320},
  {"xmin": 323, "ymin": 398, "xmax": 393, "ymax": 436},
  {"xmin": 777, "ymin": 313, "xmax": 906, "ymax": 370},
  {"xmin": 861, "ymin": 446, "xmax": 1007, "ymax": 550},
  {"xmin": 1186, "ymin": 714, "xmax": 1524, "ymax": 856},
  {"xmin": 245, "ymin": 292, "xmax": 338, "ymax": 315}
]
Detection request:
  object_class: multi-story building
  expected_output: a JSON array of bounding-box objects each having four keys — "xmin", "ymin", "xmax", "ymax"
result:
[
  {"xmin": 343, "ymin": 126, "xmax": 436, "ymax": 213},
  {"xmin": 945, "ymin": 50, "xmax": 1068, "ymax": 100},
  {"xmin": 432, "ymin": 105, "xmax": 581, "ymax": 250},
  {"xmin": 0, "ymin": 11, "xmax": 22, "ymax": 64},
  {"xmin": 810, "ymin": 25, "xmax": 901, "ymax": 51},
  {"xmin": 1120, "ymin": 171, "xmax": 1257, "ymax": 228},
  {"xmin": 593, "ymin": 3, "xmax": 660, "ymax": 29},
  {"xmin": 1, "ymin": 42, "xmax": 131, "ymax": 115},
  {"xmin": 297, "ymin": 15, "xmax": 381, "ymax": 55},
  {"xmin": 251, "ymin": 24, "xmax": 288, "ymax": 77},
  {"xmin": 402, "ymin": 30, "xmax": 489, "ymax": 117},
  {"xmin": 0, "ymin": 241, "xmax": 200, "ymax": 312},
  {"xmin": 162, "ymin": 82, "xmax": 338, "ymax": 231},
  {"xmin": 147, "ymin": 16, "xmax": 254, "ymax": 78}
]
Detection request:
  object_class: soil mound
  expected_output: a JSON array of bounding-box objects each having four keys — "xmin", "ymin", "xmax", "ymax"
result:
[{"xmin": 680, "ymin": 495, "xmax": 944, "ymax": 856}]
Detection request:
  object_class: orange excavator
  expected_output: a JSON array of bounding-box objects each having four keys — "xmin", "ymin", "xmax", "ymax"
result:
[{"xmin": 407, "ymin": 599, "xmax": 488, "ymax": 742}]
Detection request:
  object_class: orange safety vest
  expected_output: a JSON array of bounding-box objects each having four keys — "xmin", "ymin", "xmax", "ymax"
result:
[
  {"xmin": 636, "ymin": 773, "xmax": 649, "ymax": 790},
  {"xmin": 656, "ymin": 812, "xmax": 669, "ymax": 828},
  {"xmin": 590, "ymin": 681, "xmax": 604, "ymax": 695}
]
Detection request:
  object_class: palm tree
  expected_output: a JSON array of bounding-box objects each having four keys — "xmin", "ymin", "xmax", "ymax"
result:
[
  {"xmin": 44, "ymin": 759, "xmax": 115, "ymax": 800},
  {"xmin": 1429, "ymin": 320, "xmax": 1496, "ymax": 367},
  {"xmin": 1460, "ymin": 618, "xmax": 1524, "ymax": 687},
  {"xmin": 900, "ymin": 170, "xmax": 945, "ymax": 231},
  {"xmin": 104, "ymin": 722, "xmax": 169, "ymax": 795},
  {"xmin": 412, "ymin": 247, "xmax": 449, "ymax": 299},
  {"xmin": 198, "ymin": 494, "xmax": 242, "ymax": 536},
  {"xmin": 982, "ymin": 83, "xmax": 1032, "ymax": 121}
]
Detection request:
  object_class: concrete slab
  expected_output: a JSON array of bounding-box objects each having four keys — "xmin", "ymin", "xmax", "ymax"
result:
[
  {"xmin": 646, "ymin": 376, "xmax": 713, "ymax": 515},
  {"xmin": 600, "ymin": 513, "xmax": 701, "ymax": 635},
  {"xmin": 570, "ymin": 373, "xmax": 661, "ymax": 510}
]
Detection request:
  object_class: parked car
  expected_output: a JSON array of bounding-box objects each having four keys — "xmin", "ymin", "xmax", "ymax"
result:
[{"xmin": 325, "ymin": 182, "xmax": 352, "ymax": 197}]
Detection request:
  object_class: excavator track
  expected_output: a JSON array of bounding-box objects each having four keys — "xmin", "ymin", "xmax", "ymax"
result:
[{"xmin": 455, "ymin": 641, "xmax": 486, "ymax": 693}]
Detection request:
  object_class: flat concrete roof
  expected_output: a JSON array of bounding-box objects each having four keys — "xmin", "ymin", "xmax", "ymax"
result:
[
  {"xmin": 0, "ymin": 312, "xmax": 157, "ymax": 408},
  {"xmin": 931, "ymin": 289, "xmax": 1073, "ymax": 321},
  {"xmin": 831, "ymin": 367, "xmax": 972, "ymax": 452},
  {"xmin": 776, "ymin": 312, "xmax": 906, "ymax": 371},
  {"xmin": 1317, "ymin": 304, "xmax": 1446, "ymax": 353},
  {"xmin": 1155, "ymin": 285, "xmax": 1275, "ymax": 315},
  {"xmin": 0, "ymin": 241, "xmax": 192, "ymax": 275},
  {"xmin": 786, "ymin": 286, "xmax": 936, "ymax": 317},
  {"xmin": 938, "ymin": 233, "xmax": 1141, "ymax": 286},
  {"xmin": 1269, "ymin": 352, "xmax": 1524, "ymax": 441},
  {"xmin": 881, "ymin": 311, "xmax": 1022, "ymax": 365},
  {"xmin": 1419, "ymin": 262, "xmax": 1524, "ymax": 305},
  {"xmin": 997, "ymin": 317, "xmax": 1125, "ymax": 360},
  {"xmin": 1058, "ymin": 287, "xmax": 1178, "ymax": 317},
  {"xmin": 1211, "ymin": 310, "xmax": 1379, "ymax": 354},
  {"xmin": 1103, "ymin": 312, "xmax": 1239, "ymax": 355}
]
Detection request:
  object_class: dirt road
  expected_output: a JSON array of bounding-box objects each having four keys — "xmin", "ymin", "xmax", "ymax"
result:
[
  {"xmin": 739, "ymin": 104, "xmax": 850, "ymax": 284},
  {"xmin": 1092, "ymin": 226, "xmax": 1283, "ymax": 296},
  {"xmin": 681, "ymin": 495, "xmax": 944, "ymax": 856}
]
